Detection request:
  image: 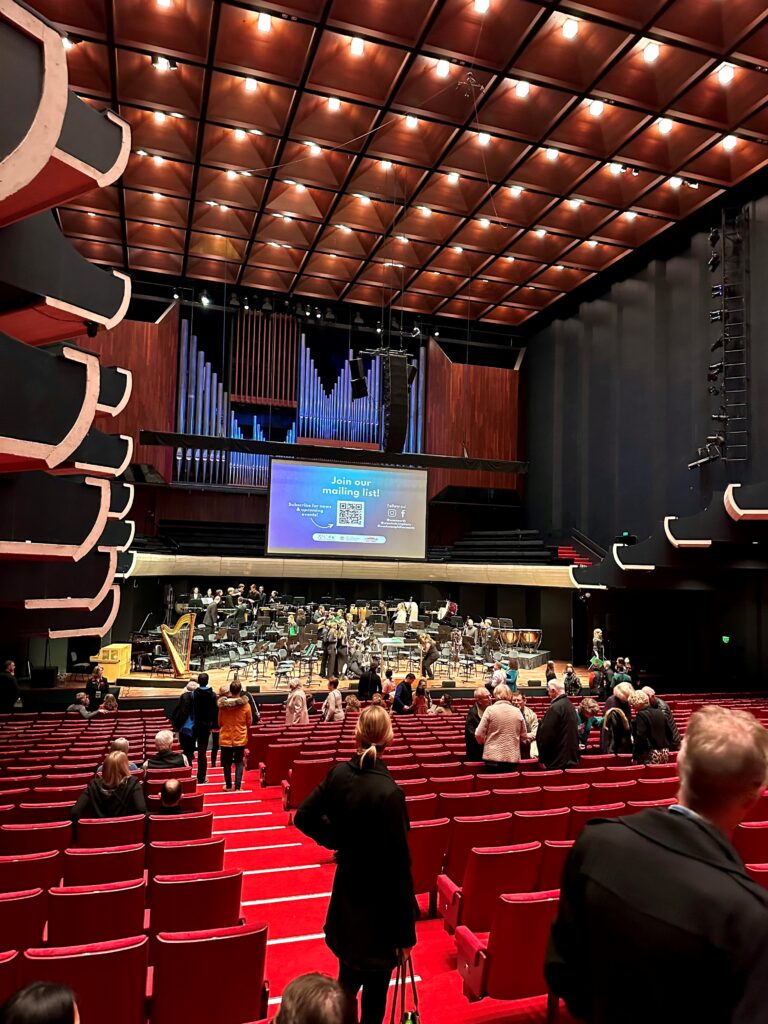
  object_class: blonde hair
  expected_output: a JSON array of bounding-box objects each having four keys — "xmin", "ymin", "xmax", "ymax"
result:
[
  {"xmin": 613, "ymin": 682, "xmax": 634, "ymax": 702},
  {"xmin": 345, "ymin": 694, "xmax": 361, "ymax": 712},
  {"xmin": 628, "ymin": 689, "xmax": 650, "ymax": 710},
  {"xmin": 579, "ymin": 697, "xmax": 601, "ymax": 716},
  {"xmin": 679, "ymin": 705, "xmax": 768, "ymax": 815},
  {"xmin": 102, "ymin": 750, "xmax": 130, "ymax": 788},
  {"xmin": 493, "ymin": 683, "xmax": 512, "ymax": 701},
  {"xmin": 102, "ymin": 694, "xmax": 118, "ymax": 712},
  {"xmin": 356, "ymin": 706, "xmax": 393, "ymax": 766}
]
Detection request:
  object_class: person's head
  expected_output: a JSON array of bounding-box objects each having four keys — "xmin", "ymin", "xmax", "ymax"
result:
[
  {"xmin": 370, "ymin": 658, "xmax": 379, "ymax": 670},
  {"xmin": 0, "ymin": 982, "xmax": 79, "ymax": 1024},
  {"xmin": 404, "ymin": 673, "xmax": 416, "ymax": 685},
  {"xmin": 346, "ymin": 695, "xmax": 361, "ymax": 712},
  {"xmin": 289, "ymin": 678, "xmax": 303, "ymax": 692},
  {"xmin": 275, "ymin": 972, "xmax": 354, "ymax": 1024},
  {"xmin": 258, "ymin": 586, "xmax": 265, "ymax": 593},
  {"xmin": 356, "ymin": 706, "xmax": 394, "ymax": 765},
  {"xmin": 641, "ymin": 685, "xmax": 656, "ymax": 703},
  {"xmin": 579, "ymin": 697, "xmax": 601, "ymax": 717},
  {"xmin": 415, "ymin": 682, "xmax": 426, "ymax": 697},
  {"xmin": 155, "ymin": 729, "xmax": 174, "ymax": 752},
  {"xmin": 110, "ymin": 738, "xmax": 129, "ymax": 756},
  {"xmin": 566, "ymin": 663, "xmax": 574, "ymax": 674},
  {"xmin": 384, "ymin": 669, "xmax": 393, "ymax": 680},
  {"xmin": 2, "ymin": 659, "xmax": 14, "ymax": 675},
  {"xmin": 327, "ymin": 677, "xmax": 339, "ymax": 691},
  {"xmin": 548, "ymin": 680, "xmax": 565, "ymax": 699},
  {"xmin": 474, "ymin": 686, "xmax": 491, "ymax": 709},
  {"xmin": 227, "ymin": 587, "xmax": 235, "ymax": 595},
  {"xmin": 604, "ymin": 660, "xmax": 612, "ymax": 670},
  {"xmin": 493, "ymin": 683, "xmax": 512, "ymax": 702},
  {"xmin": 102, "ymin": 694, "xmax": 118, "ymax": 712},
  {"xmin": 230, "ymin": 679, "xmax": 242, "ymax": 697},
  {"xmin": 92, "ymin": 665, "xmax": 103, "ymax": 678},
  {"xmin": 466, "ymin": 618, "xmax": 473, "ymax": 627},
  {"xmin": 615, "ymin": 657, "xmax": 625, "ymax": 669},
  {"xmin": 512, "ymin": 692, "xmax": 526, "ymax": 709},
  {"xmin": 218, "ymin": 685, "xmax": 228, "ymax": 697},
  {"xmin": 628, "ymin": 689, "xmax": 650, "ymax": 711},
  {"xmin": 101, "ymin": 751, "xmax": 130, "ymax": 788},
  {"xmin": 185, "ymin": 680, "xmax": 198, "ymax": 692},
  {"xmin": 493, "ymin": 662, "xmax": 502, "ymax": 671},
  {"xmin": 371, "ymin": 693, "xmax": 384, "ymax": 708},
  {"xmin": 440, "ymin": 695, "xmax": 453, "ymax": 711},
  {"xmin": 160, "ymin": 779, "xmax": 182, "ymax": 808},
  {"xmin": 613, "ymin": 682, "xmax": 634, "ymax": 703},
  {"xmin": 198, "ymin": 673, "xmax": 210, "ymax": 688},
  {"xmin": 678, "ymin": 705, "xmax": 768, "ymax": 831},
  {"xmin": 74, "ymin": 692, "xmax": 88, "ymax": 707}
]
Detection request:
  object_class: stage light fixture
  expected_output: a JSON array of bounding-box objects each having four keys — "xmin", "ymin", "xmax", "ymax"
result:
[
  {"xmin": 447, "ymin": 172, "xmax": 460, "ymax": 184},
  {"xmin": 712, "ymin": 410, "xmax": 729, "ymax": 424},
  {"xmin": 478, "ymin": 132, "xmax": 491, "ymax": 146},
  {"xmin": 376, "ymin": 323, "xmax": 382, "ymax": 334},
  {"xmin": 722, "ymin": 135, "xmax": 737, "ymax": 151},
  {"xmin": 569, "ymin": 199, "xmax": 583, "ymax": 210},
  {"xmin": 243, "ymin": 296, "xmax": 250, "ymax": 311},
  {"xmin": 643, "ymin": 41, "xmax": 660, "ymax": 63},
  {"xmin": 157, "ymin": 0, "xmax": 172, "ymax": 7},
  {"xmin": 545, "ymin": 148, "xmax": 559, "ymax": 161},
  {"xmin": 420, "ymin": 206, "xmax": 432, "ymax": 217},
  {"xmin": 245, "ymin": 77, "xmax": 258, "ymax": 92},
  {"xmin": 229, "ymin": 293, "xmax": 240, "ymax": 308},
  {"xmin": 708, "ymin": 251, "xmax": 721, "ymax": 272},
  {"xmin": 453, "ymin": 246, "xmax": 463, "ymax": 254},
  {"xmin": 434, "ymin": 329, "xmax": 440, "ymax": 337},
  {"xmin": 708, "ymin": 227, "xmax": 720, "ymax": 246},
  {"xmin": 624, "ymin": 211, "xmax": 637, "ymax": 220},
  {"xmin": 381, "ymin": 160, "xmax": 392, "ymax": 170},
  {"xmin": 658, "ymin": 117, "xmax": 673, "ymax": 135},
  {"xmin": 353, "ymin": 312, "xmax": 364, "ymax": 326},
  {"xmin": 609, "ymin": 162, "xmax": 623, "ymax": 175},
  {"xmin": 328, "ymin": 96, "xmax": 340, "ymax": 111},
  {"xmin": 669, "ymin": 177, "xmax": 683, "ymax": 189},
  {"xmin": 479, "ymin": 218, "xmax": 490, "ymax": 229},
  {"xmin": 707, "ymin": 385, "xmax": 720, "ymax": 396},
  {"xmin": 405, "ymin": 115, "xmax": 418, "ymax": 129},
  {"xmin": 589, "ymin": 100, "xmax": 604, "ymax": 117},
  {"xmin": 62, "ymin": 34, "xmax": 76, "ymax": 50},
  {"xmin": 295, "ymin": 303, "xmax": 304, "ymax": 316},
  {"xmin": 199, "ymin": 290, "xmax": 211, "ymax": 307},
  {"xmin": 510, "ymin": 185, "xmax": 523, "ymax": 197},
  {"xmin": 172, "ymin": 287, "xmax": 180, "ymax": 300},
  {"xmin": 707, "ymin": 361, "xmax": 724, "ymax": 381},
  {"xmin": 261, "ymin": 297, "xmax": 273, "ymax": 313},
  {"xmin": 154, "ymin": 111, "xmax": 166, "ymax": 123},
  {"xmin": 315, "ymin": 308, "xmax": 322, "ymax": 319}
]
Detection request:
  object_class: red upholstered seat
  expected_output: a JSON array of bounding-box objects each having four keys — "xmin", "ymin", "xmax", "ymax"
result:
[
  {"xmin": 563, "ymin": 767, "xmax": 607, "ymax": 785},
  {"xmin": 488, "ymin": 787, "xmax": 543, "ymax": 814},
  {"xmin": 260, "ymin": 743, "xmax": 304, "ymax": 787},
  {"xmin": 282, "ymin": 759, "xmax": 334, "ymax": 814},
  {"xmin": 436, "ymin": 790, "xmax": 492, "ymax": 820},
  {"xmin": 745, "ymin": 863, "xmax": 768, "ymax": 889},
  {"xmin": 744, "ymin": 791, "xmax": 768, "ymax": 822},
  {"xmin": 76, "ymin": 816, "xmax": 146, "ymax": 848},
  {"xmin": 443, "ymin": 813, "xmax": 514, "ymax": 884},
  {"xmin": 0, "ymin": 888, "xmax": 46, "ymax": 948},
  {"xmin": 144, "ymin": 767, "xmax": 193, "ymax": 781},
  {"xmin": 16, "ymin": 802, "xmax": 75, "ymax": 824},
  {"xmin": 149, "ymin": 870, "xmax": 243, "ymax": 955},
  {"xmin": 634, "ymin": 777, "xmax": 680, "ymax": 801},
  {"xmin": 146, "ymin": 812, "xmax": 213, "ymax": 843},
  {"xmin": 734, "ymin": 821, "xmax": 768, "ymax": 864},
  {"xmin": 541, "ymin": 784, "xmax": 589, "ymax": 809},
  {"xmin": 147, "ymin": 838, "xmax": 225, "ymax": 896},
  {"xmin": 146, "ymin": 793, "xmax": 204, "ymax": 814},
  {"xmin": 407, "ymin": 817, "xmax": 450, "ymax": 916},
  {"xmin": 0, "ymin": 850, "xmax": 61, "ymax": 894},
  {"xmin": 151, "ymin": 924, "xmax": 268, "ymax": 1024},
  {"xmin": 643, "ymin": 761, "xmax": 679, "ymax": 777},
  {"xmin": 569, "ymin": 803, "xmax": 626, "ymax": 839},
  {"xmin": 22, "ymin": 935, "xmax": 148, "ymax": 1024},
  {"xmin": 25, "ymin": 786, "xmax": 84, "ymax": 804},
  {"xmin": 0, "ymin": 821, "xmax": 72, "ymax": 855},
  {"xmin": 511, "ymin": 808, "xmax": 570, "ymax": 845},
  {"xmin": 405, "ymin": 793, "xmax": 438, "ymax": 822},
  {"xmin": 397, "ymin": 779, "xmax": 431, "ymax": 798},
  {"xmin": 521, "ymin": 770, "xmax": 563, "ymax": 785},
  {"xmin": 0, "ymin": 950, "xmax": 20, "ymax": 1007},
  {"xmin": 536, "ymin": 840, "xmax": 574, "ymax": 890},
  {"xmin": 47, "ymin": 879, "xmax": 146, "ymax": 946},
  {"xmin": 605, "ymin": 765, "xmax": 645, "ymax": 778},
  {"xmin": 62, "ymin": 844, "xmax": 145, "ymax": 886},
  {"xmin": 424, "ymin": 762, "xmax": 463, "ymax": 778},
  {"xmin": 437, "ymin": 842, "xmax": 543, "ymax": 933},
  {"xmin": 455, "ymin": 889, "xmax": 560, "ymax": 1001},
  {"xmin": 428, "ymin": 774, "xmax": 474, "ymax": 794},
  {"xmin": 590, "ymin": 780, "xmax": 638, "ymax": 804},
  {"xmin": 474, "ymin": 772, "xmax": 520, "ymax": 790}
]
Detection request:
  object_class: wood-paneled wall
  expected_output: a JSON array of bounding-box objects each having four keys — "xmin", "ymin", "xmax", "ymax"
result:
[
  {"xmin": 425, "ymin": 339, "xmax": 520, "ymax": 500},
  {"xmin": 87, "ymin": 307, "xmax": 180, "ymax": 482}
]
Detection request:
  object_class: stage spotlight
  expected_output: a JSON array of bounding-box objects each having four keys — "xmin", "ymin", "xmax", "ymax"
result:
[
  {"xmin": 710, "ymin": 310, "xmax": 723, "ymax": 323},
  {"xmin": 295, "ymin": 303, "xmax": 304, "ymax": 317},
  {"xmin": 229, "ymin": 293, "xmax": 240, "ymax": 308},
  {"xmin": 707, "ymin": 433, "xmax": 726, "ymax": 447},
  {"xmin": 261, "ymin": 297, "xmax": 273, "ymax": 313},
  {"xmin": 711, "ymin": 283, "xmax": 724, "ymax": 299},
  {"xmin": 707, "ymin": 361, "xmax": 724, "ymax": 381},
  {"xmin": 315, "ymin": 307, "xmax": 322, "ymax": 319},
  {"xmin": 709, "ymin": 227, "xmax": 720, "ymax": 247},
  {"xmin": 199, "ymin": 290, "xmax": 211, "ymax": 307},
  {"xmin": 711, "ymin": 333, "xmax": 728, "ymax": 352},
  {"xmin": 411, "ymin": 325, "xmax": 421, "ymax": 338},
  {"xmin": 353, "ymin": 312, "xmax": 364, "ymax": 326},
  {"xmin": 243, "ymin": 296, "xmax": 250, "ymax": 310},
  {"xmin": 325, "ymin": 308, "xmax": 336, "ymax": 322},
  {"xmin": 172, "ymin": 287, "xmax": 180, "ymax": 300},
  {"xmin": 708, "ymin": 251, "xmax": 720, "ymax": 272},
  {"xmin": 688, "ymin": 447, "xmax": 720, "ymax": 470},
  {"xmin": 433, "ymin": 329, "xmax": 440, "ymax": 337}
]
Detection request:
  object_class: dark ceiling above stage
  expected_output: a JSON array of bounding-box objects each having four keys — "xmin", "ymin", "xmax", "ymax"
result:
[{"xmin": 40, "ymin": 0, "xmax": 768, "ymax": 326}]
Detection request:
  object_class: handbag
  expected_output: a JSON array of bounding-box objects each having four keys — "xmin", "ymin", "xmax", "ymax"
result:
[
  {"xmin": 389, "ymin": 955, "xmax": 420, "ymax": 1024},
  {"xmin": 646, "ymin": 748, "xmax": 669, "ymax": 765}
]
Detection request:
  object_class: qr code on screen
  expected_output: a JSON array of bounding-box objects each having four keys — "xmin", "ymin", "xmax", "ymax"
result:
[{"xmin": 337, "ymin": 501, "xmax": 364, "ymax": 528}]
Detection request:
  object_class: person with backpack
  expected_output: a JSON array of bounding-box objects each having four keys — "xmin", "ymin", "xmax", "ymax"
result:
[
  {"xmin": 171, "ymin": 681, "xmax": 197, "ymax": 767},
  {"xmin": 192, "ymin": 673, "xmax": 218, "ymax": 784}
]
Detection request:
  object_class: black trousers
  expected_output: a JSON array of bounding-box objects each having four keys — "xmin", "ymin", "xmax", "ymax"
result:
[
  {"xmin": 195, "ymin": 728, "xmax": 211, "ymax": 783},
  {"xmin": 422, "ymin": 649, "xmax": 438, "ymax": 679},
  {"xmin": 179, "ymin": 731, "xmax": 195, "ymax": 766},
  {"xmin": 338, "ymin": 962, "xmax": 392, "ymax": 1024},
  {"xmin": 221, "ymin": 745, "xmax": 245, "ymax": 790},
  {"xmin": 483, "ymin": 760, "xmax": 519, "ymax": 773},
  {"xmin": 210, "ymin": 730, "xmax": 220, "ymax": 767}
]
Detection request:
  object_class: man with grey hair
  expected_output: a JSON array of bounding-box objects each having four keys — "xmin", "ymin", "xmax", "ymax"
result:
[
  {"xmin": 276, "ymin": 972, "xmax": 354, "ymax": 1024},
  {"xmin": 546, "ymin": 704, "xmax": 768, "ymax": 1024},
  {"xmin": 97, "ymin": 738, "xmax": 138, "ymax": 774},
  {"xmin": 465, "ymin": 686, "xmax": 491, "ymax": 761},
  {"xmin": 642, "ymin": 686, "xmax": 680, "ymax": 750},
  {"xmin": 143, "ymin": 729, "xmax": 189, "ymax": 770},
  {"xmin": 536, "ymin": 680, "xmax": 579, "ymax": 769}
]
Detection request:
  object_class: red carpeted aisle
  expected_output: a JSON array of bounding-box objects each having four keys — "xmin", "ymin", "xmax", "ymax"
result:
[{"xmin": 200, "ymin": 764, "xmax": 576, "ymax": 1023}]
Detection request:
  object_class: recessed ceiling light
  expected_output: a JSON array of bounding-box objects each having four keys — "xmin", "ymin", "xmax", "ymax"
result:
[
  {"xmin": 220, "ymin": 204, "xmax": 229, "ymax": 211},
  {"xmin": 397, "ymin": 235, "xmax": 408, "ymax": 243},
  {"xmin": 295, "ymin": 183, "xmax": 306, "ymax": 192},
  {"xmin": 643, "ymin": 41, "xmax": 660, "ymax": 63},
  {"xmin": 569, "ymin": 198, "xmax": 583, "ymax": 209},
  {"xmin": 562, "ymin": 18, "xmax": 579, "ymax": 39},
  {"xmin": 432, "ymin": 271, "xmax": 441, "ymax": 275},
  {"xmin": 669, "ymin": 176, "xmax": 683, "ymax": 189},
  {"xmin": 587, "ymin": 240, "xmax": 598, "ymax": 247},
  {"xmin": 436, "ymin": 59, "xmax": 450, "ymax": 78},
  {"xmin": 170, "ymin": 112, "xmax": 184, "ymax": 119},
  {"xmin": 420, "ymin": 206, "xmax": 432, "ymax": 217},
  {"xmin": 152, "ymin": 154, "xmax": 164, "ymax": 165},
  {"xmin": 479, "ymin": 217, "xmax": 490, "ymax": 228},
  {"xmin": 241, "ymin": 170, "xmax": 251, "ymax": 176},
  {"xmin": 62, "ymin": 35, "xmax": 75, "ymax": 50},
  {"xmin": 717, "ymin": 63, "xmax": 734, "ymax": 86},
  {"xmin": 658, "ymin": 117, "xmax": 673, "ymax": 135},
  {"xmin": 282, "ymin": 214, "xmax": 293, "ymax": 222},
  {"xmin": 87, "ymin": 211, "xmax": 95, "ymax": 217},
  {"xmin": 234, "ymin": 128, "xmax": 246, "ymax": 141},
  {"xmin": 722, "ymin": 135, "xmax": 738, "ymax": 151},
  {"xmin": 556, "ymin": 264, "xmax": 565, "ymax": 270},
  {"xmin": 624, "ymin": 211, "xmax": 637, "ymax": 220},
  {"xmin": 510, "ymin": 185, "xmax": 523, "ymax": 197},
  {"xmin": 474, "ymin": 0, "xmax": 489, "ymax": 12},
  {"xmin": 545, "ymin": 148, "xmax": 559, "ymax": 161},
  {"xmin": 226, "ymin": 169, "xmax": 237, "ymax": 179},
  {"xmin": 328, "ymin": 96, "xmax": 341, "ymax": 111},
  {"xmin": 206, "ymin": 200, "xmax": 218, "ymax": 207},
  {"xmin": 405, "ymin": 115, "xmax": 418, "ymax": 129},
  {"xmin": 506, "ymin": 255, "xmax": 515, "ymax": 262},
  {"xmin": 350, "ymin": 36, "xmax": 365, "ymax": 56},
  {"xmin": 514, "ymin": 80, "xmax": 530, "ymax": 98},
  {"xmin": 308, "ymin": 143, "xmax": 321, "ymax": 155},
  {"xmin": 453, "ymin": 246, "xmax": 463, "ymax": 253},
  {"xmin": 154, "ymin": 111, "xmax": 166, "ymax": 123},
  {"xmin": 608, "ymin": 162, "xmax": 623, "ymax": 175},
  {"xmin": 330, "ymin": 254, "xmax": 337, "ymax": 259},
  {"xmin": 589, "ymin": 99, "xmax": 604, "ymax": 118},
  {"xmin": 381, "ymin": 160, "xmax": 392, "ymax": 170},
  {"xmin": 152, "ymin": 192, "xmax": 163, "ymax": 200},
  {"xmin": 152, "ymin": 55, "xmax": 176, "ymax": 72},
  {"xmin": 136, "ymin": 149, "xmax": 147, "ymax": 157},
  {"xmin": 478, "ymin": 132, "xmax": 491, "ymax": 146},
  {"xmin": 157, "ymin": 0, "xmax": 172, "ymax": 7},
  {"xmin": 257, "ymin": 11, "xmax": 271, "ymax": 32},
  {"xmin": 249, "ymin": 128, "xmax": 262, "ymax": 136},
  {"xmin": 245, "ymin": 77, "xmax": 258, "ymax": 92},
  {"xmin": 339, "ymin": 225, "xmax": 352, "ymax": 233},
  {"xmin": 356, "ymin": 194, "xmax": 371, "ymax": 204},
  {"xmin": 447, "ymin": 172, "xmax": 460, "ymax": 184},
  {"xmin": 152, "ymin": 223, "xmax": 161, "ymax": 228},
  {"xmin": 268, "ymin": 241, "xmax": 280, "ymax": 248},
  {"xmin": 535, "ymin": 228, "xmax": 546, "ymax": 238}
]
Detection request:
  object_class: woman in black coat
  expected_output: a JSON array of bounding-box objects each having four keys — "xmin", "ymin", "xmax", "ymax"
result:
[
  {"xmin": 629, "ymin": 689, "xmax": 674, "ymax": 763},
  {"xmin": 295, "ymin": 706, "xmax": 417, "ymax": 1024}
]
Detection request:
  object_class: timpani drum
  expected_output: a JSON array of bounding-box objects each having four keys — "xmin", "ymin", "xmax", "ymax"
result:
[{"xmin": 519, "ymin": 629, "xmax": 542, "ymax": 651}]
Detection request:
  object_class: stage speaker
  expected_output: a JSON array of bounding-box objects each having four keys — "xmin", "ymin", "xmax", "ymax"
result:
[
  {"xmin": 381, "ymin": 352, "xmax": 409, "ymax": 453},
  {"xmin": 30, "ymin": 666, "xmax": 57, "ymax": 688}
]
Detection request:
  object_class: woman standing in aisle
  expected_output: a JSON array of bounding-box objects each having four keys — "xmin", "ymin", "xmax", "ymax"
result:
[
  {"xmin": 217, "ymin": 679, "xmax": 253, "ymax": 791},
  {"xmin": 322, "ymin": 677, "xmax": 345, "ymax": 722},
  {"xmin": 295, "ymin": 706, "xmax": 417, "ymax": 1024}
]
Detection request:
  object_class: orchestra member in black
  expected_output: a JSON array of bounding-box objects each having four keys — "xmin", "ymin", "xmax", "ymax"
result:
[{"xmin": 357, "ymin": 659, "xmax": 382, "ymax": 702}]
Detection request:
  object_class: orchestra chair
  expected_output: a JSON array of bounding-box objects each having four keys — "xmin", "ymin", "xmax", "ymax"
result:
[{"xmin": 437, "ymin": 842, "xmax": 543, "ymax": 933}]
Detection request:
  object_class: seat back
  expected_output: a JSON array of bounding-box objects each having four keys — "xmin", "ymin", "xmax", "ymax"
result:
[
  {"xmin": 150, "ymin": 871, "xmax": 243, "ymax": 947},
  {"xmin": 407, "ymin": 817, "xmax": 450, "ymax": 896},
  {"xmin": 0, "ymin": 950, "xmax": 19, "ymax": 1007},
  {"xmin": 745, "ymin": 863, "xmax": 768, "ymax": 890},
  {"xmin": 474, "ymin": 772, "xmax": 520, "ymax": 790},
  {"xmin": 147, "ymin": 838, "xmax": 225, "ymax": 885},
  {"xmin": 634, "ymin": 777, "xmax": 680, "ymax": 801},
  {"xmin": 541, "ymin": 784, "xmax": 589, "ymax": 809},
  {"xmin": 405, "ymin": 793, "xmax": 438, "ymax": 822},
  {"xmin": 461, "ymin": 843, "xmax": 543, "ymax": 931},
  {"xmin": 147, "ymin": 812, "xmax": 213, "ymax": 844},
  {"xmin": 151, "ymin": 924, "xmax": 268, "ymax": 1024},
  {"xmin": 76, "ymin": 816, "xmax": 146, "ymax": 848},
  {"xmin": 428, "ymin": 775, "xmax": 474, "ymax": 794},
  {"xmin": 0, "ymin": 821, "xmax": 72, "ymax": 855},
  {"xmin": 488, "ymin": 787, "xmax": 543, "ymax": 815},
  {"xmin": 443, "ymin": 813, "xmax": 513, "ymax": 884},
  {"xmin": 436, "ymin": 790, "xmax": 491, "ymax": 820},
  {"xmin": 0, "ymin": 887, "xmax": 46, "ymax": 948},
  {"xmin": 537, "ymin": 840, "xmax": 574, "ymax": 890},
  {"xmin": 485, "ymin": 890, "xmax": 560, "ymax": 1000},
  {"xmin": 22, "ymin": 935, "xmax": 148, "ymax": 1024},
  {"xmin": 511, "ymin": 808, "xmax": 570, "ymax": 845},
  {"xmin": 16, "ymin": 802, "xmax": 75, "ymax": 825},
  {"xmin": 590, "ymin": 780, "xmax": 638, "ymax": 804},
  {"xmin": 47, "ymin": 879, "xmax": 146, "ymax": 946},
  {"xmin": 0, "ymin": 850, "xmax": 61, "ymax": 894},
  {"xmin": 284, "ymin": 759, "xmax": 334, "ymax": 809},
  {"xmin": 146, "ymin": 793, "xmax": 204, "ymax": 814},
  {"xmin": 734, "ymin": 821, "xmax": 768, "ymax": 864},
  {"xmin": 263, "ymin": 743, "xmax": 303, "ymax": 786},
  {"xmin": 569, "ymin": 802, "xmax": 626, "ymax": 839},
  {"xmin": 62, "ymin": 844, "xmax": 145, "ymax": 886}
]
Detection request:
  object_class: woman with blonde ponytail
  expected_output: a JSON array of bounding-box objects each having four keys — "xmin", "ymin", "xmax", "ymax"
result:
[{"xmin": 295, "ymin": 705, "xmax": 416, "ymax": 1024}]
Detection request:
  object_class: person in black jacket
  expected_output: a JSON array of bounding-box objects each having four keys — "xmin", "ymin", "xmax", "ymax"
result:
[
  {"xmin": 85, "ymin": 666, "xmax": 108, "ymax": 712},
  {"xmin": 392, "ymin": 674, "xmax": 415, "ymax": 715},
  {"xmin": 537, "ymin": 681, "xmax": 579, "ymax": 770},
  {"xmin": 546, "ymin": 704, "xmax": 768, "ymax": 1024},
  {"xmin": 642, "ymin": 686, "xmax": 681, "ymax": 750},
  {"xmin": 143, "ymin": 729, "xmax": 189, "ymax": 770},
  {"xmin": 171, "ymin": 682, "xmax": 197, "ymax": 766},
  {"xmin": 157, "ymin": 779, "xmax": 183, "ymax": 815},
  {"xmin": 465, "ymin": 686, "xmax": 491, "ymax": 761},
  {"xmin": 629, "ymin": 688, "xmax": 674, "ymax": 764},
  {"xmin": 0, "ymin": 660, "xmax": 19, "ymax": 714},
  {"xmin": 357, "ymin": 660, "xmax": 381, "ymax": 703},
  {"xmin": 72, "ymin": 752, "xmax": 146, "ymax": 822},
  {"xmin": 193, "ymin": 673, "xmax": 218, "ymax": 783},
  {"xmin": 295, "ymin": 706, "xmax": 417, "ymax": 1024}
]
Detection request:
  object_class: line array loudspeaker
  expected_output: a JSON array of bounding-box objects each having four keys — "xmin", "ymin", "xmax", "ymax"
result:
[{"xmin": 381, "ymin": 352, "xmax": 409, "ymax": 453}]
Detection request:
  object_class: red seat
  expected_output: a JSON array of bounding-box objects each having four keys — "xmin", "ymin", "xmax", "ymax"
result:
[
  {"xmin": 625, "ymin": 798, "xmax": 676, "ymax": 812},
  {"xmin": 16, "ymin": 802, "xmax": 75, "ymax": 825},
  {"xmin": 0, "ymin": 821, "xmax": 72, "ymax": 855},
  {"xmin": 281, "ymin": 759, "xmax": 333, "ymax": 816},
  {"xmin": 76, "ymin": 816, "xmax": 146, "ymax": 848},
  {"xmin": 745, "ymin": 864, "xmax": 768, "ymax": 889},
  {"xmin": 407, "ymin": 817, "xmax": 450, "ymax": 916},
  {"xmin": 643, "ymin": 761, "xmax": 679, "ymax": 776},
  {"xmin": 25, "ymin": 786, "xmax": 85, "ymax": 804},
  {"xmin": 144, "ymin": 767, "xmax": 193, "ymax": 781},
  {"xmin": 536, "ymin": 840, "xmax": 574, "ymax": 890},
  {"xmin": 428, "ymin": 775, "xmax": 474, "ymax": 794},
  {"xmin": 150, "ymin": 870, "xmax": 243, "ymax": 954},
  {"xmin": 0, "ymin": 789, "xmax": 31, "ymax": 807},
  {"xmin": 147, "ymin": 838, "xmax": 225, "ymax": 886},
  {"xmin": 744, "ymin": 791, "xmax": 768, "ymax": 822},
  {"xmin": 62, "ymin": 844, "xmax": 145, "ymax": 886},
  {"xmin": 563, "ymin": 767, "xmax": 607, "ymax": 785},
  {"xmin": 144, "ymin": 778, "xmax": 198, "ymax": 798},
  {"xmin": 405, "ymin": 793, "xmax": 438, "ymax": 822},
  {"xmin": 474, "ymin": 772, "xmax": 520, "ymax": 790},
  {"xmin": 147, "ymin": 812, "xmax": 213, "ymax": 843},
  {"xmin": 605, "ymin": 764, "xmax": 645, "ymax": 777},
  {"xmin": 488, "ymin": 787, "xmax": 543, "ymax": 814},
  {"xmin": 22, "ymin": 935, "xmax": 148, "ymax": 1024},
  {"xmin": 734, "ymin": 821, "xmax": 768, "ymax": 863},
  {"xmin": 541, "ymin": 784, "xmax": 589, "ymax": 809},
  {"xmin": 397, "ymin": 779, "xmax": 432, "ymax": 798},
  {"xmin": 0, "ymin": 850, "xmax": 61, "ymax": 893},
  {"xmin": 151, "ymin": 924, "xmax": 268, "ymax": 1024},
  {"xmin": 0, "ymin": 888, "xmax": 46, "ymax": 948},
  {"xmin": 437, "ymin": 842, "xmax": 543, "ymax": 932},
  {"xmin": 47, "ymin": 879, "xmax": 146, "ymax": 946},
  {"xmin": 590, "ymin": 780, "xmax": 638, "ymax": 804},
  {"xmin": 511, "ymin": 808, "xmax": 570, "ymax": 844},
  {"xmin": 0, "ymin": 950, "xmax": 19, "ymax": 1006},
  {"xmin": 0, "ymin": 776, "xmax": 41, "ymax": 792},
  {"xmin": 436, "ymin": 790, "xmax": 492, "ymax": 820},
  {"xmin": 443, "ymin": 813, "xmax": 513, "ymax": 884},
  {"xmin": 634, "ymin": 777, "xmax": 680, "ymax": 801},
  {"xmin": 569, "ymin": 802, "xmax": 626, "ymax": 839},
  {"xmin": 425, "ymin": 762, "xmax": 463, "ymax": 778},
  {"xmin": 146, "ymin": 793, "xmax": 204, "ymax": 814},
  {"xmin": 260, "ymin": 743, "xmax": 304, "ymax": 787},
  {"xmin": 521, "ymin": 770, "xmax": 563, "ymax": 785},
  {"xmin": 455, "ymin": 889, "xmax": 560, "ymax": 1001}
]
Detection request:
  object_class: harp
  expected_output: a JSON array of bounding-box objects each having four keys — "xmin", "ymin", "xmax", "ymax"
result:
[{"xmin": 160, "ymin": 612, "xmax": 196, "ymax": 677}]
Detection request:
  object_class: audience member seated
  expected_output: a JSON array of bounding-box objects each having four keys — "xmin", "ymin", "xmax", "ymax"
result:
[
  {"xmin": 475, "ymin": 683, "xmax": 529, "ymax": 773},
  {"xmin": 601, "ymin": 683, "xmax": 634, "ymax": 755},
  {"xmin": 275, "ymin": 973, "xmax": 355, "ymax": 1024},
  {"xmin": 158, "ymin": 779, "xmax": 183, "ymax": 815},
  {"xmin": 465, "ymin": 687, "xmax": 491, "ymax": 761},
  {"xmin": 345, "ymin": 694, "xmax": 361, "ymax": 713},
  {"xmin": 642, "ymin": 686, "xmax": 681, "ymax": 750},
  {"xmin": 629, "ymin": 688, "xmax": 674, "ymax": 765},
  {"xmin": 65, "ymin": 692, "xmax": 103, "ymax": 719},
  {"xmin": 0, "ymin": 659, "xmax": 19, "ymax": 714},
  {"xmin": 0, "ymin": 983, "xmax": 79, "ymax": 1024},
  {"xmin": 433, "ymin": 695, "xmax": 454, "ymax": 715},
  {"xmin": 546, "ymin": 705, "xmax": 768, "ymax": 1024},
  {"xmin": 97, "ymin": 738, "xmax": 138, "ymax": 774},
  {"xmin": 537, "ymin": 680, "xmax": 580, "ymax": 769},
  {"xmin": 72, "ymin": 751, "xmax": 147, "ymax": 821},
  {"xmin": 144, "ymin": 729, "xmax": 189, "ymax": 770},
  {"xmin": 101, "ymin": 693, "xmax": 118, "ymax": 714}
]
